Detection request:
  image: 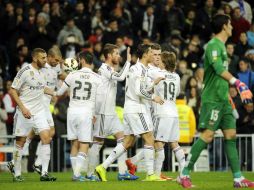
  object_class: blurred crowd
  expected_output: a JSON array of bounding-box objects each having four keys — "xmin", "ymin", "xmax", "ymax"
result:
[{"xmin": 0, "ymin": 0, "xmax": 254, "ymax": 143}]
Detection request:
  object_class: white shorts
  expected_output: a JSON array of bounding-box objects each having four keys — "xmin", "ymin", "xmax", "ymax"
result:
[
  {"xmin": 45, "ymin": 109, "xmax": 54, "ymax": 127},
  {"xmin": 124, "ymin": 113, "xmax": 153, "ymax": 136},
  {"xmin": 153, "ymin": 116, "xmax": 179, "ymax": 142},
  {"xmin": 13, "ymin": 109, "xmax": 49, "ymax": 137},
  {"xmin": 67, "ymin": 110, "xmax": 93, "ymax": 142},
  {"xmin": 93, "ymin": 114, "xmax": 123, "ymax": 138}
]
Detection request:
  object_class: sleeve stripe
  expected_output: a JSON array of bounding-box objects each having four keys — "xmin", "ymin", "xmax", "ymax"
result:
[
  {"xmin": 16, "ymin": 65, "xmax": 30, "ymax": 79},
  {"xmin": 64, "ymin": 81, "xmax": 70, "ymax": 87},
  {"xmin": 110, "ymin": 61, "xmax": 128, "ymax": 79},
  {"xmin": 140, "ymin": 82, "xmax": 152, "ymax": 99}
]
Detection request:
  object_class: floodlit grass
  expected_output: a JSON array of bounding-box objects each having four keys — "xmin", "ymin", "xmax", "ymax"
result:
[{"xmin": 0, "ymin": 171, "xmax": 253, "ymax": 190}]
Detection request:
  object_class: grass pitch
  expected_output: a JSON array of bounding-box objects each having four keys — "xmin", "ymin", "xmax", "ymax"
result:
[{"xmin": 0, "ymin": 171, "xmax": 253, "ymax": 190}]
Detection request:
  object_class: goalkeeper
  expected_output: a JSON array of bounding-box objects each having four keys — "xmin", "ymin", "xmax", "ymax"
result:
[{"xmin": 178, "ymin": 14, "xmax": 254, "ymax": 188}]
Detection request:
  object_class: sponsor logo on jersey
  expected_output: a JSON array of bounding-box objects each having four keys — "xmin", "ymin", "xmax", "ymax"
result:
[{"xmin": 212, "ymin": 50, "xmax": 218, "ymax": 61}]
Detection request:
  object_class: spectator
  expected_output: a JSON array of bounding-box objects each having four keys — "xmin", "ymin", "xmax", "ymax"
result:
[
  {"xmin": 177, "ymin": 60, "xmax": 193, "ymax": 94},
  {"xmin": 245, "ymin": 49, "xmax": 254, "ymax": 70},
  {"xmin": 29, "ymin": 12, "xmax": 56, "ymax": 51},
  {"xmin": 102, "ymin": 18, "xmax": 121, "ymax": 45},
  {"xmin": 91, "ymin": 9, "xmax": 106, "ymax": 31},
  {"xmin": 0, "ymin": 99, "xmax": 8, "ymax": 144},
  {"xmin": 2, "ymin": 80, "xmax": 16, "ymax": 136},
  {"xmin": 231, "ymin": 7, "xmax": 250, "ymax": 44},
  {"xmin": 194, "ymin": 68, "xmax": 204, "ymax": 92},
  {"xmin": 74, "ymin": 2, "xmax": 91, "ymax": 40},
  {"xmin": 193, "ymin": 0, "xmax": 216, "ymax": 42},
  {"xmin": 234, "ymin": 32, "xmax": 252, "ymax": 57},
  {"xmin": 162, "ymin": 0, "xmax": 185, "ymax": 39},
  {"xmin": 185, "ymin": 76, "xmax": 198, "ymax": 98},
  {"xmin": 135, "ymin": 4, "xmax": 159, "ymax": 41},
  {"xmin": 247, "ymin": 22, "xmax": 254, "ymax": 47},
  {"xmin": 88, "ymin": 26, "xmax": 103, "ymax": 45},
  {"xmin": 57, "ymin": 17, "xmax": 85, "ymax": 47},
  {"xmin": 182, "ymin": 9, "xmax": 196, "ymax": 39},
  {"xmin": 237, "ymin": 58, "xmax": 254, "ymax": 93},
  {"xmin": 229, "ymin": 0, "xmax": 252, "ymax": 24},
  {"xmin": 50, "ymin": 1, "xmax": 65, "ymax": 34},
  {"xmin": 226, "ymin": 42, "xmax": 239, "ymax": 77},
  {"xmin": 222, "ymin": 3, "xmax": 233, "ymax": 17},
  {"xmin": 176, "ymin": 94, "xmax": 196, "ymax": 144},
  {"xmin": 61, "ymin": 34, "xmax": 82, "ymax": 59}
]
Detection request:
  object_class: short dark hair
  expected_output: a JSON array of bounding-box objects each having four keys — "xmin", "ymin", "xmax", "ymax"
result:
[
  {"xmin": 31, "ymin": 48, "xmax": 46, "ymax": 58},
  {"xmin": 151, "ymin": 43, "xmax": 161, "ymax": 50},
  {"xmin": 136, "ymin": 44, "xmax": 152, "ymax": 59},
  {"xmin": 48, "ymin": 47, "xmax": 62, "ymax": 58},
  {"xmin": 103, "ymin": 43, "xmax": 118, "ymax": 59},
  {"xmin": 211, "ymin": 14, "xmax": 231, "ymax": 34},
  {"xmin": 161, "ymin": 51, "xmax": 176, "ymax": 72},
  {"xmin": 78, "ymin": 51, "xmax": 93, "ymax": 65}
]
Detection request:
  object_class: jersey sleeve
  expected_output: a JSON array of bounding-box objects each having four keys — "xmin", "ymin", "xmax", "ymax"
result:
[
  {"xmin": 176, "ymin": 74, "xmax": 181, "ymax": 97},
  {"xmin": 206, "ymin": 44, "xmax": 225, "ymax": 75},
  {"xmin": 100, "ymin": 62, "xmax": 131, "ymax": 81},
  {"xmin": 134, "ymin": 70, "xmax": 153, "ymax": 100},
  {"xmin": 56, "ymin": 73, "xmax": 71, "ymax": 96},
  {"xmin": 11, "ymin": 67, "xmax": 28, "ymax": 90}
]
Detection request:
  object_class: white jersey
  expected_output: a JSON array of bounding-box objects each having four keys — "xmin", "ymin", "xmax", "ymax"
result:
[
  {"xmin": 153, "ymin": 70, "xmax": 180, "ymax": 117},
  {"xmin": 96, "ymin": 61, "xmax": 130, "ymax": 115},
  {"xmin": 124, "ymin": 61, "xmax": 153, "ymax": 114},
  {"xmin": 11, "ymin": 64, "xmax": 46, "ymax": 115},
  {"xmin": 57, "ymin": 67, "xmax": 102, "ymax": 115},
  {"xmin": 41, "ymin": 63, "xmax": 58, "ymax": 109}
]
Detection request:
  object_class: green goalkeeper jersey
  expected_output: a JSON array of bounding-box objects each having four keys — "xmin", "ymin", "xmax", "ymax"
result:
[{"xmin": 201, "ymin": 37, "xmax": 229, "ymax": 103}]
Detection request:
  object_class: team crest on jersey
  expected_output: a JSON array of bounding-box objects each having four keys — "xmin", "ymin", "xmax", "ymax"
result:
[
  {"xmin": 208, "ymin": 120, "xmax": 215, "ymax": 126},
  {"xmin": 212, "ymin": 50, "xmax": 218, "ymax": 61},
  {"xmin": 13, "ymin": 78, "xmax": 19, "ymax": 86}
]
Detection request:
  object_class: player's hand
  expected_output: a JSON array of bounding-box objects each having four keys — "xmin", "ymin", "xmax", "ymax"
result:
[
  {"xmin": 126, "ymin": 47, "xmax": 131, "ymax": 62},
  {"xmin": 154, "ymin": 77, "xmax": 165, "ymax": 85},
  {"xmin": 21, "ymin": 106, "xmax": 32, "ymax": 119},
  {"xmin": 152, "ymin": 95, "xmax": 164, "ymax": 105},
  {"xmin": 235, "ymin": 81, "xmax": 253, "ymax": 104}
]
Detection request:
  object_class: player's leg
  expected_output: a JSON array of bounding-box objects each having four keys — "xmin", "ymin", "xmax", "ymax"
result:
[
  {"xmin": 221, "ymin": 105, "xmax": 254, "ymax": 188},
  {"xmin": 154, "ymin": 141, "xmax": 165, "ymax": 177},
  {"xmin": 70, "ymin": 139, "xmax": 79, "ymax": 176},
  {"xmin": 73, "ymin": 142, "xmax": 89, "ymax": 180},
  {"xmin": 170, "ymin": 142, "xmax": 185, "ymax": 174},
  {"xmin": 86, "ymin": 137, "xmax": 103, "ymax": 181},
  {"xmin": 114, "ymin": 131, "xmax": 139, "ymax": 180},
  {"xmin": 39, "ymin": 129, "xmax": 56, "ymax": 181},
  {"xmin": 12, "ymin": 137, "xmax": 26, "ymax": 182},
  {"xmin": 23, "ymin": 130, "xmax": 35, "ymax": 155},
  {"xmin": 95, "ymin": 134, "xmax": 135, "ymax": 181}
]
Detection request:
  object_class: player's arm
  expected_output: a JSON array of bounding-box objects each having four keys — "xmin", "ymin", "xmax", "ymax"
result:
[
  {"xmin": 208, "ymin": 45, "xmax": 252, "ymax": 104},
  {"xmin": 134, "ymin": 74, "xmax": 164, "ymax": 104},
  {"xmin": 9, "ymin": 88, "xmax": 31, "ymax": 119},
  {"xmin": 10, "ymin": 70, "xmax": 32, "ymax": 118},
  {"xmin": 221, "ymin": 71, "xmax": 253, "ymax": 104}
]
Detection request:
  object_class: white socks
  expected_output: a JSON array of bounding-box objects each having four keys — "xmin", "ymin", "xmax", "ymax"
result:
[
  {"xmin": 154, "ymin": 148, "xmax": 165, "ymax": 176},
  {"xmin": 130, "ymin": 150, "xmax": 144, "ymax": 165},
  {"xmin": 70, "ymin": 156, "xmax": 77, "ymax": 173},
  {"xmin": 173, "ymin": 146, "xmax": 186, "ymax": 174},
  {"xmin": 117, "ymin": 141, "xmax": 127, "ymax": 175},
  {"xmin": 13, "ymin": 144, "xmax": 23, "ymax": 177},
  {"xmin": 87, "ymin": 142, "xmax": 103, "ymax": 177},
  {"xmin": 102, "ymin": 143, "xmax": 126, "ymax": 169},
  {"xmin": 22, "ymin": 138, "xmax": 31, "ymax": 155},
  {"xmin": 74, "ymin": 152, "xmax": 87, "ymax": 177},
  {"xmin": 35, "ymin": 141, "xmax": 42, "ymax": 166},
  {"xmin": 144, "ymin": 145, "xmax": 154, "ymax": 176},
  {"xmin": 40, "ymin": 144, "xmax": 50, "ymax": 176}
]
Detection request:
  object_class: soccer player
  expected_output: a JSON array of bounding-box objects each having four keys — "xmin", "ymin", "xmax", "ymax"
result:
[
  {"xmin": 152, "ymin": 51, "xmax": 185, "ymax": 179},
  {"xmin": 10, "ymin": 48, "xmax": 56, "ymax": 182},
  {"xmin": 12, "ymin": 47, "xmax": 63, "ymax": 175},
  {"xmin": 87, "ymin": 44, "xmax": 138, "ymax": 181},
  {"xmin": 50, "ymin": 51, "xmax": 102, "ymax": 181},
  {"xmin": 178, "ymin": 14, "xmax": 254, "ymax": 188},
  {"xmin": 95, "ymin": 44, "xmax": 165, "ymax": 181}
]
